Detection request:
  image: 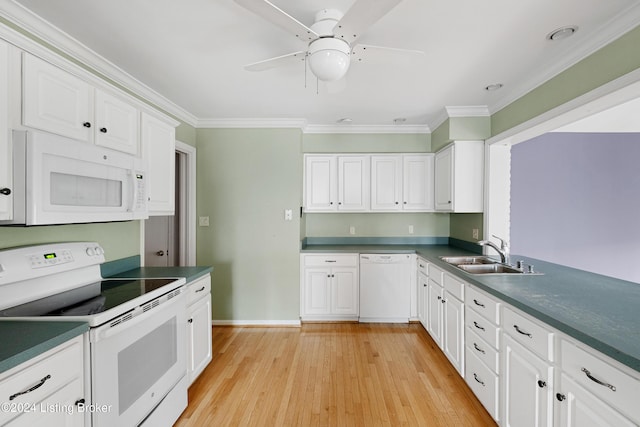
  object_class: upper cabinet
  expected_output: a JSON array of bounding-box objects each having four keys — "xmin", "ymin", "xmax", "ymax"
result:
[
  {"xmin": 371, "ymin": 154, "xmax": 434, "ymax": 212},
  {"xmin": 22, "ymin": 53, "xmax": 141, "ymax": 156},
  {"xmin": 142, "ymin": 112, "xmax": 176, "ymax": 215},
  {"xmin": 434, "ymin": 141, "xmax": 484, "ymax": 212},
  {"xmin": 304, "ymin": 154, "xmax": 370, "ymax": 212},
  {"xmin": 0, "ymin": 39, "xmax": 11, "ymax": 221}
]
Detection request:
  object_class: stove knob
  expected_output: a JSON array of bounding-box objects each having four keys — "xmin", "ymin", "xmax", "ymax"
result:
[
  {"xmin": 94, "ymin": 246, "xmax": 104, "ymax": 256},
  {"xmin": 86, "ymin": 247, "xmax": 96, "ymax": 256}
]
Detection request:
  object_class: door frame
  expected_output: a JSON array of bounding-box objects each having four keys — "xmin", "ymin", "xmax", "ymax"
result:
[{"xmin": 140, "ymin": 140, "xmax": 196, "ymax": 265}]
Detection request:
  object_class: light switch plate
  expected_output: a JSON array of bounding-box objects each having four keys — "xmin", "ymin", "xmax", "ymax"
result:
[{"xmin": 199, "ymin": 216, "xmax": 210, "ymax": 227}]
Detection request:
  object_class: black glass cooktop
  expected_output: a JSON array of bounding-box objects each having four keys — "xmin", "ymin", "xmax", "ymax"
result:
[{"xmin": 0, "ymin": 278, "xmax": 177, "ymax": 318}]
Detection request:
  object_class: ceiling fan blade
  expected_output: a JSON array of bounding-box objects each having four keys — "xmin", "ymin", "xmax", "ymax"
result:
[
  {"xmin": 351, "ymin": 43, "xmax": 424, "ymax": 63},
  {"xmin": 234, "ymin": 0, "xmax": 318, "ymax": 41},
  {"xmin": 334, "ymin": 0, "xmax": 403, "ymax": 44},
  {"xmin": 244, "ymin": 51, "xmax": 307, "ymax": 72}
]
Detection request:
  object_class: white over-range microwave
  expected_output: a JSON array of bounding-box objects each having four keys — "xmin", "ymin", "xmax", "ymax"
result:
[{"xmin": 0, "ymin": 130, "xmax": 148, "ymax": 226}]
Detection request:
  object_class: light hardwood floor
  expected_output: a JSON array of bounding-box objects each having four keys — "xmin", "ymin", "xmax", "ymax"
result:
[{"xmin": 175, "ymin": 323, "xmax": 496, "ymax": 426}]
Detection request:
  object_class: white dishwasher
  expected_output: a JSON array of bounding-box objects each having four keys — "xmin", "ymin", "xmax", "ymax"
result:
[{"xmin": 359, "ymin": 254, "xmax": 412, "ymax": 323}]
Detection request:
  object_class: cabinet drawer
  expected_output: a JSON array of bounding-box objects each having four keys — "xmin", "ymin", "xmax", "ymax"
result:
[
  {"xmin": 465, "ymin": 350, "xmax": 499, "ymax": 421},
  {"xmin": 466, "ymin": 308, "xmax": 500, "ymax": 349},
  {"xmin": 443, "ymin": 273, "xmax": 464, "ymax": 301},
  {"xmin": 466, "ymin": 285, "xmax": 500, "ymax": 325},
  {"xmin": 187, "ymin": 274, "xmax": 211, "ymax": 305},
  {"xmin": 428, "ymin": 264, "xmax": 443, "ymax": 284},
  {"xmin": 560, "ymin": 339, "xmax": 640, "ymax": 422},
  {"xmin": 303, "ymin": 254, "xmax": 358, "ymax": 267},
  {"xmin": 466, "ymin": 327, "xmax": 499, "ymax": 374},
  {"xmin": 417, "ymin": 257, "xmax": 428, "ymax": 275},
  {"xmin": 0, "ymin": 336, "xmax": 83, "ymax": 425},
  {"xmin": 503, "ymin": 306, "xmax": 553, "ymax": 361}
]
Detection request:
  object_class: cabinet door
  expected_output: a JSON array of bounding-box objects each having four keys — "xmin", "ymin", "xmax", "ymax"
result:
[
  {"xmin": 427, "ymin": 280, "xmax": 443, "ymax": 347},
  {"xmin": 417, "ymin": 272, "xmax": 428, "ymax": 329},
  {"xmin": 502, "ymin": 334, "xmax": 553, "ymax": 427},
  {"xmin": 187, "ymin": 295, "xmax": 213, "ymax": 385},
  {"xmin": 337, "ymin": 156, "xmax": 369, "ymax": 211},
  {"xmin": 303, "ymin": 268, "xmax": 331, "ymax": 315},
  {"xmin": 22, "ymin": 53, "xmax": 91, "ymax": 142},
  {"xmin": 443, "ymin": 293, "xmax": 464, "ymax": 376},
  {"xmin": 434, "ymin": 146, "xmax": 453, "ymax": 211},
  {"xmin": 95, "ymin": 89, "xmax": 139, "ymax": 155},
  {"xmin": 9, "ymin": 378, "xmax": 85, "ymax": 427},
  {"xmin": 304, "ymin": 155, "xmax": 336, "ymax": 211},
  {"xmin": 402, "ymin": 154, "xmax": 434, "ymax": 211},
  {"xmin": 142, "ymin": 112, "xmax": 175, "ymax": 215},
  {"xmin": 331, "ymin": 267, "xmax": 358, "ymax": 315},
  {"xmin": 371, "ymin": 155, "xmax": 402, "ymax": 211},
  {"xmin": 556, "ymin": 373, "xmax": 636, "ymax": 427},
  {"xmin": 0, "ymin": 40, "xmax": 11, "ymax": 221}
]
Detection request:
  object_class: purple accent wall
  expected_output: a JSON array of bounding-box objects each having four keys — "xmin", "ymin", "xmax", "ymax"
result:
[{"xmin": 510, "ymin": 132, "xmax": 640, "ymax": 284}]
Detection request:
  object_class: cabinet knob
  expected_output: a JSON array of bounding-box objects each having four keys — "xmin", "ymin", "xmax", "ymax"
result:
[
  {"xmin": 0, "ymin": 188, "xmax": 11, "ymax": 196},
  {"xmin": 395, "ymin": 201, "xmax": 399, "ymax": 205},
  {"xmin": 100, "ymin": 127, "xmax": 108, "ymax": 133},
  {"xmin": 556, "ymin": 393, "xmax": 566, "ymax": 402},
  {"xmin": 75, "ymin": 398, "xmax": 85, "ymax": 406},
  {"xmin": 156, "ymin": 250, "xmax": 165, "ymax": 256},
  {"xmin": 538, "ymin": 380, "xmax": 546, "ymax": 388},
  {"xmin": 403, "ymin": 201, "xmax": 407, "ymax": 204},
  {"xmin": 188, "ymin": 318, "xmax": 193, "ymax": 323},
  {"xmin": 83, "ymin": 122, "xmax": 91, "ymax": 128}
]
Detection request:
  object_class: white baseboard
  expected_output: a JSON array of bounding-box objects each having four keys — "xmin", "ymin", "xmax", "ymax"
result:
[{"xmin": 212, "ymin": 319, "xmax": 301, "ymax": 327}]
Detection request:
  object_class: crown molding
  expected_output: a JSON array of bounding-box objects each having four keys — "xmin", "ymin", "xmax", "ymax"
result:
[
  {"xmin": 197, "ymin": 118, "xmax": 308, "ymax": 129},
  {"xmin": 487, "ymin": 2, "xmax": 640, "ymax": 116},
  {"xmin": 303, "ymin": 124, "xmax": 431, "ymax": 134},
  {"xmin": 445, "ymin": 106, "xmax": 491, "ymax": 118},
  {"xmin": 0, "ymin": 0, "xmax": 198, "ymax": 127}
]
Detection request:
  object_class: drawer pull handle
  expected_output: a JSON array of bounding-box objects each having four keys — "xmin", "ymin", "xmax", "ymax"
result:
[
  {"xmin": 473, "ymin": 343, "xmax": 485, "ymax": 354},
  {"xmin": 195, "ymin": 286, "xmax": 206, "ymax": 293},
  {"xmin": 473, "ymin": 299, "xmax": 485, "ymax": 308},
  {"xmin": 582, "ymin": 368, "xmax": 616, "ymax": 392},
  {"xmin": 473, "ymin": 373, "xmax": 485, "ymax": 386},
  {"xmin": 325, "ymin": 260, "xmax": 337, "ymax": 263},
  {"xmin": 419, "ymin": 264, "xmax": 425, "ymax": 268},
  {"xmin": 513, "ymin": 324, "xmax": 532, "ymax": 338},
  {"xmin": 473, "ymin": 321, "xmax": 485, "ymax": 331},
  {"xmin": 9, "ymin": 374, "xmax": 51, "ymax": 400}
]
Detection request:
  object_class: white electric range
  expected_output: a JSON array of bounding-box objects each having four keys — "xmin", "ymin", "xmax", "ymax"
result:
[{"xmin": 0, "ymin": 242, "xmax": 188, "ymax": 427}]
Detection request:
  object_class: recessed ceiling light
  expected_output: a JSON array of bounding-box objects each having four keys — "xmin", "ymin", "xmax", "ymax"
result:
[
  {"xmin": 485, "ymin": 83, "xmax": 503, "ymax": 91},
  {"xmin": 393, "ymin": 117, "xmax": 407, "ymax": 124},
  {"xmin": 547, "ymin": 26, "xmax": 578, "ymax": 41},
  {"xmin": 336, "ymin": 117, "xmax": 352, "ymax": 124}
]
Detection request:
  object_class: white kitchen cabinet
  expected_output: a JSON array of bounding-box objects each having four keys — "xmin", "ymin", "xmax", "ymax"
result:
[
  {"xmin": 303, "ymin": 155, "xmax": 369, "ymax": 212},
  {"xmin": 434, "ymin": 141, "xmax": 484, "ymax": 212},
  {"xmin": 94, "ymin": 89, "xmax": 139, "ymax": 155},
  {"xmin": 186, "ymin": 274, "xmax": 212, "ymax": 386},
  {"xmin": 417, "ymin": 258, "xmax": 429, "ymax": 329},
  {"xmin": 22, "ymin": 53, "xmax": 92, "ymax": 142},
  {"xmin": 0, "ymin": 335, "xmax": 86, "ymax": 427},
  {"xmin": 371, "ymin": 154, "xmax": 434, "ymax": 211},
  {"xmin": 0, "ymin": 39, "xmax": 11, "ymax": 221},
  {"xmin": 502, "ymin": 333, "xmax": 553, "ymax": 427},
  {"xmin": 427, "ymin": 278, "xmax": 444, "ymax": 347},
  {"xmin": 142, "ymin": 112, "xmax": 176, "ymax": 215},
  {"xmin": 300, "ymin": 254, "xmax": 359, "ymax": 320},
  {"xmin": 443, "ymin": 289, "xmax": 464, "ymax": 376}
]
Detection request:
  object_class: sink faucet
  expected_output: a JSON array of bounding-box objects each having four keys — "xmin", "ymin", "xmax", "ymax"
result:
[{"xmin": 478, "ymin": 235, "xmax": 510, "ymax": 265}]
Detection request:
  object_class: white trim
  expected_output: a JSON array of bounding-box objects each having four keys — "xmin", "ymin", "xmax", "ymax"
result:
[
  {"xmin": 197, "ymin": 118, "xmax": 308, "ymax": 129},
  {"xmin": 487, "ymin": 2, "xmax": 640, "ymax": 116},
  {"xmin": 304, "ymin": 124, "xmax": 431, "ymax": 134},
  {"xmin": 445, "ymin": 106, "xmax": 490, "ymax": 117},
  {"xmin": 0, "ymin": 1, "xmax": 197, "ymax": 127},
  {"xmin": 212, "ymin": 319, "xmax": 302, "ymax": 327},
  {"xmin": 175, "ymin": 141, "xmax": 197, "ymax": 266}
]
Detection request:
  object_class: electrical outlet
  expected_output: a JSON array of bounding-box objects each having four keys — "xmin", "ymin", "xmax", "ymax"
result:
[
  {"xmin": 472, "ymin": 228, "xmax": 479, "ymax": 239},
  {"xmin": 284, "ymin": 209, "xmax": 292, "ymax": 221},
  {"xmin": 408, "ymin": 225, "xmax": 414, "ymax": 234},
  {"xmin": 349, "ymin": 226, "xmax": 356, "ymax": 235},
  {"xmin": 199, "ymin": 216, "xmax": 210, "ymax": 227}
]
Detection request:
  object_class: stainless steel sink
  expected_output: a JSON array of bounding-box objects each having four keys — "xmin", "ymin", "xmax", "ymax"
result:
[
  {"xmin": 456, "ymin": 264, "xmax": 524, "ymax": 274},
  {"xmin": 439, "ymin": 256, "xmax": 497, "ymax": 266}
]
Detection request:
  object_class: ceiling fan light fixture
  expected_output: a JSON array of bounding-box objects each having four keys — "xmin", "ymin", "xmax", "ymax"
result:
[
  {"xmin": 547, "ymin": 26, "xmax": 578, "ymax": 41},
  {"xmin": 308, "ymin": 38, "xmax": 351, "ymax": 81}
]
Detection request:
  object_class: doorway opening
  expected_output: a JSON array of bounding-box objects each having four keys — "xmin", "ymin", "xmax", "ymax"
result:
[{"xmin": 143, "ymin": 141, "xmax": 197, "ymax": 266}]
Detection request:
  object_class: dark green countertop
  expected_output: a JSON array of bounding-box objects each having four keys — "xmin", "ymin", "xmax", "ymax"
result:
[
  {"xmin": 302, "ymin": 243, "xmax": 640, "ymax": 373},
  {"xmin": 108, "ymin": 266, "xmax": 213, "ymax": 283},
  {"xmin": 0, "ymin": 321, "xmax": 88, "ymax": 374}
]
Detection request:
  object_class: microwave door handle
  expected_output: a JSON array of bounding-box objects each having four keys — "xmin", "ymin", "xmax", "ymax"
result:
[{"xmin": 128, "ymin": 170, "xmax": 136, "ymax": 212}]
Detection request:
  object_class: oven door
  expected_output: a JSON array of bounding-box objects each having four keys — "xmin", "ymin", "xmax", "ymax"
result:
[{"xmin": 89, "ymin": 289, "xmax": 186, "ymax": 427}]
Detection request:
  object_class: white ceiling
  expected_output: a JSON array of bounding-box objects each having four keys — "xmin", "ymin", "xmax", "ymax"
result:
[{"xmin": 8, "ymin": 0, "xmax": 640, "ymax": 129}]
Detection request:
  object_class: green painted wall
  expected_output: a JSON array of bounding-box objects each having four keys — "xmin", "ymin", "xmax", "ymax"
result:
[
  {"xmin": 492, "ymin": 25, "xmax": 640, "ymax": 136},
  {"xmin": 0, "ymin": 221, "xmax": 140, "ymax": 261},
  {"xmin": 303, "ymin": 132, "xmax": 430, "ymax": 153},
  {"xmin": 305, "ymin": 213, "xmax": 449, "ymax": 237},
  {"xmin": 449, "ymin": 214, "xmax": 484, "ymax": 242},
  {"xmin": 195, "ymin": 128, "xmax": 302, "ymax": 321}
]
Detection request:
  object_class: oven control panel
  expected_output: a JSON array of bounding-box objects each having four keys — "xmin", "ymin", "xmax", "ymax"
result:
[{"xmin": 29, "ymin": 249, "xmax": 74, "ymax": 269}]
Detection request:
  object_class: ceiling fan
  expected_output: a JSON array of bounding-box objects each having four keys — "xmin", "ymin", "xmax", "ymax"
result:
[{"xmin": 234, "ymin": 0, "xmax": 423, "ymax": 82}]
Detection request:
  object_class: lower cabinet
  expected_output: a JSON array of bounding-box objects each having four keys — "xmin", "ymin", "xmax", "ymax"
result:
[
  {"xmin": 417, "ymin": 269, "xmax": 429, "ymax": 329},
  {"xmin": 443, "ymin": 291, "xmax": 464, "ymax": 375},
  {"xmin": 427, "ymin": 278, "xmax": 444, "ymax": 347},
  {"xmin": 186, "ymin": 274, "xmax": 212, "ymax": 385},
  {"xmin": 0, "ymin": 335, "xmax": 86, "ymax": 427},
  {"xmin": 300, "ymin": 254, "xmax": 359, "ymax": 321}
]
